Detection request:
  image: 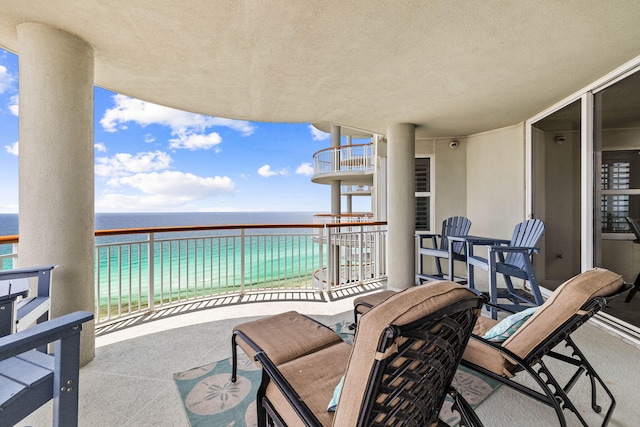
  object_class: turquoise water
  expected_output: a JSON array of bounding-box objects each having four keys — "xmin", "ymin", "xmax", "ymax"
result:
[{"xmin": 1, "ymin": 212, "xmax": 323, "ymax": 317}]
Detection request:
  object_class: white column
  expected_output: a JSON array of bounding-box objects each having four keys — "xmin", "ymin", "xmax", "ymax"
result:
[
  {"xmin": 386, "ymin": 123, "xmax": 416, "ymax": 290},
  {"xmin": 17, "ymin": 23, "xmax": 95, "ymax": 365},
  {"xmin": 345, "ymin": 135, "xmax": 352, "ymax": 213},
  {"xmin": 330, "ymin": 124, "xmax": 341, "ymax": 216}
]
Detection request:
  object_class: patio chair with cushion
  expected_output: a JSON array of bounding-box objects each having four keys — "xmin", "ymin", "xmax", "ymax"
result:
[
  {"xmin": 243, "ymin": 281, "xmax": 485, "ymax": 427},
  {"xmin": 461, "ymin": 267, "xmax": 630, "ymax": 427}
]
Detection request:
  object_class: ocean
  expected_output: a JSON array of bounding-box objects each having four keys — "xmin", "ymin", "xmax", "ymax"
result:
[
  {"xmin": 0, "ymin": 211, "xmax": 317, "ymax": 236},
  {"xmin": 0, "ymin": 212, "xmax": 323, "ymax": 318}
]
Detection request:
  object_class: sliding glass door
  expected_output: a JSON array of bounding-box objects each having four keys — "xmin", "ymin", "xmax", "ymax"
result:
[{"xmin": 593, "ymin": 69, "xmax": 640, "ymax": 331}]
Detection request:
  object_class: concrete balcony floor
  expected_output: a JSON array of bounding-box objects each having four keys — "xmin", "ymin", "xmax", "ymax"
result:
[{"xmin": 21, "ymin": 294, "xmax": 640, "ymax": 426}]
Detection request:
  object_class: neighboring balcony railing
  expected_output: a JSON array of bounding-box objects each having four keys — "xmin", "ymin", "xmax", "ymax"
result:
[
  {"xmin": 313, "ymin": 213, "xmax": 374, "ymax": 225},
  {"xmin": 0, "ymin": 221, "xmax": 387, "ymax": 325},
  {"xmin": 313, "ymin": 143, "xmax": 374, "ymax": 175}
]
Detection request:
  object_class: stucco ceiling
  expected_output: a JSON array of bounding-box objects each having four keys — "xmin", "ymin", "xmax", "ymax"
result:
[{"xmin": 1, "ymin": 1, "xmax": 640, "ymax": 138}]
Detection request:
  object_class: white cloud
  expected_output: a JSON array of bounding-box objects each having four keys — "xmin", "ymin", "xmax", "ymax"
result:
[
  {"xmin": 144, "ymin": 133, "xmax": 156, "ymax": 143},
  {"xmin": 258, "ymin": 164, "xmax": 289, "ymax": 177},
  {"xmin": 0, "ymin": 65, "xmax": 13, "ymax": 94},
  {"xmin": 309, "ymin": 125, "xmax": 330, "ymax": 141},
  {"xmin": 8, "ymin": 95, "xmax": 18, "ymax": 116},
  {"xmin": 207, "ymin": 117, "xmax": 255, "ymax": 136},
  {"xmin": 295, "ymin": 162, "xmax": 314, "ymax": 175},
  {"xmin": 108, "ymin": 170, "xmax": 235, "ymax": 198},
  {"xmin": 99, "ymin": 95, "xmax": 256, "ymax": 150},
  {"xmin": 4, "ymin": 141, "xmax": 18, "ymax": 156},
  {"xmin": 95, "ymin": 151, "xmax": 172, "ymax": 177},
  {"xmin": 169, "ymin": 132, "xmax": 222, "ymax": 150},
  {"xmin": 94, "ymin": 142, "xmax": 107, "ymax": 152}
]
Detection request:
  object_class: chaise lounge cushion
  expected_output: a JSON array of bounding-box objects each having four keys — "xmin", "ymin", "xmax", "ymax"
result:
[
  {"xmin": 353, "ymin": 290, "xmax": 397, "ymax": 316},
  {"xmin": 463, "ymin": 268, "xmax": 624, "ymax": 377},
  {"xmin": 233, "ymin": 311, "xmax": 343, "ymax": 366},
  {"xmin": 264, "ymin": 341, "xmax": 352, "ymax": 426}
]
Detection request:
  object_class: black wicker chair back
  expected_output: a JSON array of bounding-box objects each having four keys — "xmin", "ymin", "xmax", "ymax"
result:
[{"xmin": 360, "ymin": 299, "xmax": 481, "ymax": 427}]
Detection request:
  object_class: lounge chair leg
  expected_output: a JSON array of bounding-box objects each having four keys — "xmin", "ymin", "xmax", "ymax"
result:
[
  {"xmin": 625, "ymin": 272, "xmax": 640, "ymax": 303},
  {"xmin": 231, "ymin": 333, "xmax": 238, "ymax": 383}
]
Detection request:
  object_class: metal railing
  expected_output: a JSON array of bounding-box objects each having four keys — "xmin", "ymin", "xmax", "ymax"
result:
[
  {"xmin": 1, "ymin": 221, "xmax": 387, "ymax": 325},
  {"xmin": 313, "ymin": 213, "xmax": 374, "ymax": 225},
  {"xmin": 313, "ymin": 143, "xmax": 374, "ymax": 175}
]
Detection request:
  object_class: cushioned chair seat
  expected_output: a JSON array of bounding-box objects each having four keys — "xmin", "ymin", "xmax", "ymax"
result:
[
  {"xmin": 264, "ymin": 341, "xmax": 352, "ymax": 427},
  {"xmin": 233, "ymin": 311, "xmax": 343, "ymax": 366}
]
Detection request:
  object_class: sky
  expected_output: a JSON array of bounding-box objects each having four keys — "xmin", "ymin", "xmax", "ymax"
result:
[{"xmin": 0, "ymin": 48, "xmax": 371, "ymax": 213}]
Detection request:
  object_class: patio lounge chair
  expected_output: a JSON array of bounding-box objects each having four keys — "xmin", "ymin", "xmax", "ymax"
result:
[
  {"xmin": 248, "ymin": 281, "xmax": 485, "ymax": 426},
  {"xmin": 461, "ymin": 268, "xmax": 629, "ymax": 427},
  {"xmin": 416, "ymin": 216, "xmax": 472, "ymax": 284},
  {"xmin": 466, "ymin": 219, "xmax": 545, "ymax": 318},
  {"xmin": 0, "ymin": 310, "xmax": 94, "ymax": 427}
]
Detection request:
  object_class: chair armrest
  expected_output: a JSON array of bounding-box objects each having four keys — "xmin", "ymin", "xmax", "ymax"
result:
[
  {"xmin": 0, "ymin": 311, "xmax": 93, "ymax": 360},
  {"xmin": 255, "ymin": 351, "xmax": 323, "ymax": 427},
  {"xmin": 0, "ymin": 265, "xmax": 57, "ymax": 280},
  {"xmin": 450, "ymin": 236, "xmax": 509, "ymax": 246},
  {"xmin": 415, "ymin": 232, "xmax": 440, "ymax": 238},
  {"xmin": 488, "ymin": 246, "xmax": 540, "ymax": 255},
  {"xmin": 480, "ymin": 297, "xmax": 519, "ymax": 314}
]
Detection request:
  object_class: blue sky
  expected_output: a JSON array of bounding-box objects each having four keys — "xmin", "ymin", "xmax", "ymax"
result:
[{"xmin": 0, "ymin": 48, "xmax": 370, "ymax": 213}]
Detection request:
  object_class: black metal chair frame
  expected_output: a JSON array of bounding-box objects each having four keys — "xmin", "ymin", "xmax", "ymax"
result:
[
  {"xmin": 461, "ymin": 284, "xmax": 631, "ymax": 427},
  {"xmin": 624, "ymin": 216, "xmax": 640, "ymax": 303},
  {"xmin": 255, "ymin": 297, "xmax": 486, "ymax": 427}
]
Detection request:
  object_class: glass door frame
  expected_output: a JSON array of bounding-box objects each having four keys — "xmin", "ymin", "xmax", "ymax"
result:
[{"xmin": 526, "ymin": 57, "xmax": 640, "ymax": 272}]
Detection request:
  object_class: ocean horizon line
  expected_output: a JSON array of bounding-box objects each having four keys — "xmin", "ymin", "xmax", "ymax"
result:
[{"xmin": 0, "ymin": 211, "xmax": 324, "ymax": 237}]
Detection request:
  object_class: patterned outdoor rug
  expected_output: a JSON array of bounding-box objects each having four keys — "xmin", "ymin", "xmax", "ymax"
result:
[{"xmin": 173, "ymin": 324, "xmax": 500, "ymax": 426}]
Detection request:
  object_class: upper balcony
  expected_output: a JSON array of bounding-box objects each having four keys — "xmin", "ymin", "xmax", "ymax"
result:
[{"xmin": 311, "ymin": 143, "xmax": 374, "ymax": 185}]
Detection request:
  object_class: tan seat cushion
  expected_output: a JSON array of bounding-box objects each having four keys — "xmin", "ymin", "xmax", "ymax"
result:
[
  {"xmin": 503, "ymin": 267, "xmax": 623, "ymax": 359},
  {"xmin": 354, "ymin": 290, "xmax": 397, "ymax": 315},
  {"xmin": 265, "ymin": 341, "xmax": 352, "ymax": 427},
  {"xmin": 233, "ymin": 311, "xmax": 343, "ymax": 366},
  {"xmin": 463, "ymin": 268, "xmax": 623, "ymax": 377}
]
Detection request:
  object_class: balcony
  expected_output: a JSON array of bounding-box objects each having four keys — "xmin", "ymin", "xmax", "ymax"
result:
[
  {"xmin": 3, "ymin": 223, "xmax": 640, "ymax": 426},
  {"xmin": 311, "ymin": 143, "xmax": 374, "ymax": 185}
]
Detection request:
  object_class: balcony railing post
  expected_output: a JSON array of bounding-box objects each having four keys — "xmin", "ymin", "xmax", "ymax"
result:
[
  {"xmin": 326, "ymin": 226, "xmax": 332, "ymax": 291},
  {"xmin": 148, "ymin": 232, "xmax": 155, "ymax": 312},
  {"xmin": 317, "ymin": 226, "xmax": 324, "ymax": 291},
  {"xmin": 240, "ymin": 229, "xmax": 245, "ymax": 294},
  {"xmin": 359, "ymin": 225, "xmax": 364, "ymax": 285}
]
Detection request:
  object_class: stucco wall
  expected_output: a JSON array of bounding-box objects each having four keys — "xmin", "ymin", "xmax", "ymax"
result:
[{"xmin": 466, "ymin": 124, "xmax": 526, "ymax": 239}]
